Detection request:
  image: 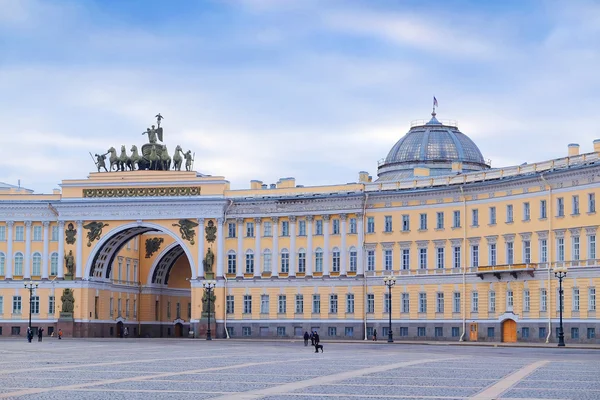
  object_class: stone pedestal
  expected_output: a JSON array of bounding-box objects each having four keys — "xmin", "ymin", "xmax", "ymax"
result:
[
  {"xmin": 64, "ymin": 274, "xmax": 73, "ymax": 281},
  {"xmin": 195, "ymin": 317, "xmax": 217, "ymax": 339},
  {"xmin": 57, "ymin": 313, "xmax": 74, "ymax": 338}
]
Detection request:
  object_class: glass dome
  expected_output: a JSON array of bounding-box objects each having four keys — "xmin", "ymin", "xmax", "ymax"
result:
[{"xmin": 377, "ymin": 113, "xmax": 490, "ymax": 181}]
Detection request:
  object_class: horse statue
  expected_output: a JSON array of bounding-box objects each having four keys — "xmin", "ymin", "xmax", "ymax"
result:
[
  {"xmin": 107, "ymin": 147, "xmax": 119, "ymax": 171},
  {"xmin": 161, "ymin": 145, "xmax": 172, "ymax": 171},
  {"xmin": 130, "ymin": 145, "xmax": 142, "ymax": 170},
  {"xmin": 148, "ymin": 145, "xmax": 159, "ymax": 170},
  {"xmin": 118, "ymin": 145, "xmax": 131, "ymax": 171},
  {"xmin": 173, "ymin": 145, "xmax": 183, "ymax": 171}
]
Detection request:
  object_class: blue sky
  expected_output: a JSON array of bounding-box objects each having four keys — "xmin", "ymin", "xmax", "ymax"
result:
[{"xmin": 1, "ymin": 0, "xmax": 599, "ymax": 193}]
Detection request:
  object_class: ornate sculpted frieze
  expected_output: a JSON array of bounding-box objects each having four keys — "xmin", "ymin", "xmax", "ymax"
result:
[
  {"xmin": 54, "ymin": 201, "xmax": 226, "ymax": 220},
  {"xmin": 82, "ymin": 186, "xmax": 202, "ymax": 198},
  {"xmin": 227, "ymin": 196, "xmax": 364, "ymax": 217}
]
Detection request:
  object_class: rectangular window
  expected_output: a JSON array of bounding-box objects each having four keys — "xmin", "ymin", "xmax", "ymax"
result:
[
  {"xmin": 572, "ymin": 288, "xmax": 580, "ymax": 311},
  {"xmin": 125, "ymin": 299, "xmax": 130, "ymax": 318},
  {"xmin": 31, "ymin": 296, "xmax": 39, "ymax": 314},
  {"xmin": 436, "ymin": 292, "xmax": 444, "ymax": 313},
  {"xmin": 436, "ymin": 247, "xmax": 444, "ymax": 269},
  {"xmin": 328, "ymin": 327, "xmax": 337, "ymax": 337},
  {"xmin": 366, "ymin": 250, "xmax": 375, "ymax": 271},
  {"xmin": 260, "ymin": 295, "xmax": 269, "ymax": 314},
  {"xmin": 572, "ymin": 236, "xmax": 580, "ymax": 261},
  {"xmin": 453, "ymin": 246, "xmax": 461, "ymax": 269},
  {"xmin": 557, "ymin": 197, "xmax": 564, "ymax": 217},
  {"xmin": 346, "ymin": 293, "xmax": 354, "ymax": 313},
  {"xmin": 402, "ymin": 293, "xmax": 410, "ymax": 313},
  {"xmin": 315, "ymin": 251, "xmax": 323, "ymax": 272},
  {"xmin": 540, "ymin": 199, "xmax": 547, "ymax": 219},
  {"xmin": 315, "ymin": 220, "xmax": 323, "ymax": 235},
  {"xmin": 277, "ymin": 326, "xmax": 286, "ymax": 337},
  {"xmin": 400, "ymin": 327, "xmax": 409, "ymax": 337},
  {"xmin": 246, "ymin": 252, "xmax": 254, "ymax": 274},
  {"xmin": 523, "ymin": 202, "xmax": 530, "ymax": 221},
  {"xmin": 367, "ymin": 217, "xmax": 375, "ymax": 233},
  {"xmin": 367, "ymin": 293, "xmax": 374, "ymax": 313},
  {"xmin": 419, "ymin": 213, "xmax": 427, "ymax": 230},
  {"xmin": 472, "ymin": 209, "xmax": 479, "ymax": 226},
  {"xmin": 345, "ymin": 327, "xmax": 354, "ymax": 337},
  {"xmin": 312, "ymin": 294, "xmax": 320, "ymax": 314},
  {"xmin": 402, "ymin": 249, "xmax": 410, "ymax": 270},
  {"xmin": 506, "ymin": 290, "xmax": 514, "ymax": 311},
  {"xmin": 384, "ymin": 293, "xmax": 390, "ymax": 313},
  {"xmin": 436, "ymin": 212, "xmax": 444, "ymax": 229},
  {"xmin": 539, "ymin": 327, "xmax": 546, "ymax": 339},
  {"xmin": 489, "ymin": 243, "xmax": 497, "ymax": 266},
  {"xmin": 572, "ymin": 195, "xmax": 579, "ymax": 215},
  {"xmin": 419, "ymin": 248, "xmax": 427, "ymax": 269},
  {"xmin": 281, "ymin": 252, "xmax": 289, "ymax": 273},
  {"xmin": 588, "ymin": 328, "xmax": 596, "ymax": 339},
  {"xmin": 435, "ymin": 327, "xmax": 443, "ymax": 337},
  {"xmin": 506, "ymin": 205, "xmax": 513, "ymax": 223},
  {"xmin": 384, "ymin": 249, "xmax": 393, "ymax": 271},
  {"xmin": 295, "ymin": 294, "xmax": 304, "ymax": 314},
  {"xmin": 263, "ymin": 221, "xmax": 272, "ymax": 236},
  {"xmin": 227, "ymin": 253, "xmax": 236, "ymax": 274},
  {"xmin": 278, "ymin": 295, "xmax": 286, "ymax": 314},
  {"xmin": 487, "ymin": 327, "xmax": 495, "ymax": 338},
  {"xmin": 48, "ymin": 296, "xmax": 55, "ymax": 314},
  {"xmin": 329, "ymin": 294, "xmax": 338, "ymax": 314},
  {"xmin": 489, "ymin": 291, "xmax": 496, "ymax": 312},
  {"xmin": 402, "ymin": 215, "xmax": 410, "ymax": 231},
  {"xmin": 453, "ymin": 210, "xmax": 460, "ymax": 228},
  {"xmin": 557, "ymin": 237, "xmax": 565, "ymax": 262},
  {"xmin": 571, "ymin": 327, "xmax": 579, "ymax": 339},
  {"xmin": 540, "ymin": 289, "xmax": 547, "ymax": 312},
  {"xmin": 522, "ymin": 327, "xmax": 530, "ymax": 338},
  {"xmin": 540, "ymin": 239, "xmax": 548, "ymax": 263},
  {"xmin": 332, "ymin": 250, "xmax": 340, "ymax": 272},
  {"xmin": 471, "ymin": 245, "xmax": 479, "ymax": 267},
  {"xmin": 506, "ymin": 242, "xmax": 514, "ymax": 265},
  {"xmin": 452, "ymin": 327, "xmax": 460, "ymax": 337},
  {"xmin": 418, "ymin": 292, "xmax": 427, "ymax": 313},
  {"xmin": 349, "ymin": 218, "xmax": 357, "ymax": 234},
  {"xmin": 12, "ymin": 296, "xmax": 21, "ymax": 314},
  {"xmin": 298, "ymin": 220, "xmax": 306, "ymax": 236},
  {"xmin": 589, "ymin": 288, "xmax": 596, "ymax": 311},
  {"xmin": 263, "ymin": 251, "xmax": 272, "ymax": 272},
  {"xmin": 226, "ymin": 295, "xmax": 234, "ymax": 314},
  {"xmin": 298, "ymin": 251, "xmax": 306, "ymax": 273},
  {"xmin": 246, "ymin": 222, "xmax": 254, "ymax": 237},
  {"xmin": 589, "ymin": 235, "xmax": 597, "ymax": 260},
  {"xmin": 0, "ymin": 225, "xmax": 5, "ymax": 241},
  {"xmin": 417, "ymin": 327, "xmax": 426, "ymax": 337},
  {"xmin": 281, "ymin": 221, "xmax": 289, "ymax": 236},
  {"xmin": 228, "ymin": 222, "xmax": 236, "ymax": 238},
  {"xmin": 471, "ymin": 292, "xmax": 479, "ymax": 312},
  {"xmin": 349, "ymin": 250, "xmax": 357, "ymax": 272},
  {"xmin": 524, "ymin": 240, "xmax": 531, "ymax": 264},
  {"xmin": 589, "ymin": 193, "xmax": 596, "ymax": 213},
  {"xmin": 332, "ymin": 219, "xmax": 339, "ymax": 235},
  {"xmin": 489, "ymin": 206, "xmax": 496, "ymax": 225},
  {"xmin": 33, "ymin": 226, "xmax": 42, "ymax": 241},
  {"xmin": 154, "ymin": 300, "xmax": 158, "ymax": 320},
  {"xmin": 453, "ymin": 292, "xmax": 460, "ymax": 313},
  {"xmin": 242, "ymin": 327, "xmax": 251, "ymax": 337},
  {"xmin": 243, "ymin": 295, "xmax": 252, "ymax": 314},
  {"xmin": 524, "ymin": 290, "xmax": 530, "ymax": 312},
  {"xmin": 15, "ymin": 226, "xmax": 24, "ymax": 241},
  {"xmin": 384, "ymin": 216, "xmax": 393, "ymax": 232}
]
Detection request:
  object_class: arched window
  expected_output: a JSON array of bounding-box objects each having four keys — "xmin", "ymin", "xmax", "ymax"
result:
[
  {"xmin": 315, "ymin": 248, "xmax": 323, "ymax": 273},
  {"xmin": 349, "ymin": 246, "xmax": 357, "ymax": 272},
  {"xmin": 245, "ymin": 249, "xmax": 254, "ymax": 274},
  {"xmin": 50, "ymin": 253, "xmax": 59, "ymax": 276},
  {"xmin": 298, "ymin": 248, "xmax": 306, "ymax": 273},
  {"xmin": 263, "ymin": 249, "xmax": 272, "ymax": 273},
  {"xmin": 32, "ymin": 252, "xmax": 42, "ymax": 276},
  {"xmin": 0, "ymin": 252, "xmax": 5, "ymax": 276},
  {"xmin": 332, "ymin": 247, "xmax": 340, "ymax": 272},
  {"xmin": 14, "ymin": 252, "xmax": 24, "ymax": 276},
  {"xmin": 280, "ymin": 249, "xmax": 289, "ymax": 273},
  {"xmin": 227, "ymin": 250, "xmax": 237, "ymax": 275}
]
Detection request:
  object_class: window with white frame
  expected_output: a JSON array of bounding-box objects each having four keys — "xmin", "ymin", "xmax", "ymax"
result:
[
  {"xmin": 401, "ymin": 292, "xmax": 410, "ymax": 313},
  {"xmin": 315, "ymin": 220, "xmax": 323, "ymax": 235},
  {"xmin": 33, "ymin": 226, "xmax": 42, "ymax": 241},
  {"xmin": 227, "ymin": 251, "xmax": 237, "ymax": 274},
  {"xmin": 12, "ymin": 296, "xmax": 22, "ymax": 314},
  {"xmin": 419, "ymin": 213, "xmax": 427, "ymax": 230},
  {"xmin": 436, "ymin": 247, "xmax": 444, "ymax": 269},
  {"xmin": 315, "ymin": 248, "xmax": 323, "ymax": 272},
  {"xmin": 330, "ymin": 294, "xmax": 338, "ymax": 313},
  {"xmin": 246, "ymin": 222, "xmax": 254, "ymax": 237},
  {"xmin": 402, "ymin": 248, "xmax": 410, "ymax": 270},
  {"xmin": 416, "ymin": 247, "xmax": 426, "ymax": 269},
  {"xmin": 453, "ymin": 246, "xmax": 461, "ymax": 269},
  {"xmin": 15, "ymin": 226, "xmax": 24, "ymax": 241},
  {"xmin": 260, "ymin": 294, "xmax": 269, "ymax": 314},
  {"xmin": 349, "ymin": 248, "xmax": 357, "ymax": 272},
  {"xmin": 367, "ymin": 293, "xmax": 374, "ymax": 313},
  {"xmin": 263, "ymin": 249, "xmax": 272, "ymax": 272},
  {"xmin": 48, "ymin": 295, "xmax": 55, "ymax": 314},
  {"xmin": 506, "ymin": 290, "xmax": 514, "ymax": 311},
  {"xmin": 589, "ymin": 288, "xmax": 596, "ymax": 311},
  {"xmin": 453, "ymin": 292, "xmax": 460, "ymax": 313},
  {"xmin": 281, "ymin": 221, "xmax": 289, "ymax": 237},
  {"xmin": 226, "ymin": 295, "xmax": 234, "ymax": 314},
  {"xmin": 126, "ymin": 299, "xmax": 131, "ymax": 318},
  {"xmin": 524, "ymin": 290, "xmax": 530, "ymax": 312},
  {"xmin": 523, "ymin": 241, "xmax": 531, "ymax": 264},
  {"xmin": 489, "ymin": 243, "xmax": 497, "ymax": 266},
  {"xmin": 572, "ymin": 287, "xmax": 580, "ymax": 311},
  {"xmin": 471, "ymin": 291, "xmax": 479, "ymax": 312},
  {"xmin": 133, "ymin": 261, "xmax": 138, "ymax": 283},
  {"xmin": 489, "ymin": 207, "xmax": 496, "ymax": 225},
  {"xmin": 332, "ymin": 219, "xmax": 339, "ymax": 235},
  {"xmin": 295, "ymin": 294, "xmax": 303, "ymax": 313},
  {"xmin": 0, "ymin": 252, "xmax": 5, "ymax": 275},
  {"xmin": 384, "ymin": 249, "xmax": 393, "ymax": 271},
  {"xmin": 572, "ymin": 195, "xmax": 580, "ymax": 215},
  {"xmin": 243, "ymin": 295, "xmax": 252, "ymax": 314},
  {"xmin": 436, "ymin": 212, "xmax": 444, "ymax": 229},
  {"xmin": 109, "ymin": 298, "xmax": 114, "ymax": 317},
  {"xmin": 119, "ymin": 299, "xmax": 123, "ymax": 317},
  {"xmin": 349, "ymin": 218, "xmax": 357, "ymax": 234},
  {"xmin": 32, "ymin": 252, "xmax": 42, "ymax": 276},
  {"xmin": 472, "ymin": 209, "xmax": 478, "ymax": 226},
  {"xmin": 312, "ymin": 294, "xmax": 320, "ymax": 313},
  {"xmin": 523, "ymin": 202, "xmax": 530, "ymax": 221},
  {"xmin": 540, "ymin": 199, "xmax": 547, "ymax": 219},
  {"xmin": 31, "ymin": 296, "xmax": 39, "ymax": 314},
  {"xmin": 557, "ymin": 197, "xmax": 564, "ymax": 217},
  {"xmin": 506, "ymin": 205, "xmax": 513, "ymax": 223},
  {"xmin": 228, "ymin": 223, "xmax": 236, "ymax": 238},
  {"xmin": 588, "ymin": 235, "xmax": 596, "ymax": 260},
  {"xmin": 0, "ymin": 226, "xmax": 6, "ymax": 241},
  {"xmin": 14, "ymin": 252, "xmax": 24, "ymax": 276},
  {"xmin": 506, "ymin": 242, "xmax": 514, "ymax": 265},
  {"xmin": 471, "ymin": 245, "xmax": 479, "ymax": 267},
  {"xmin": 402, "ymin": 215, "xmax": 410, "ymax": 231},
  {"xmin": 346, "ymin": 293, "xmax": 354, "ymax": 313},
  {"xmin": 418, "ymin": 292, "xmax": 427, "ymax": 313},
  {"xmin": 298, "ymin": 250, "xmax": 306, "ymax": 273},
  {"xmin": 589, "ymin": 193, "xmax": 596, "ymax": 213},
  {"xmin": 489, "ymin": 291, "xmax": 496, "ymax": 312},
  {"xmin": 332, "ymin": 248, "xmax": 340, "ymax": 272},
  {"xmin": 572, "ymin": 236, "xmax": 580, "ymax": 261},
  {"xmin": 436, "ymin": 292, "xmax": 444, "ymax": 313},
  {"xmin": 263, "ymin": 221, "xmax": 272, "ymax": 237},
  {"xmin": 540, "ymin": 239, "xmax": 548, "ymax": 263},
  {"xmin": 384, "ymin": 293, "xmax": 390, "ymax": 313},
  {"xmin": 245, "ymin": 250, "xmax": 254, "ymax": 274},
  {"xmin": 280, "ymin": 249, "xmax": 289, "ymax": 273},
  {"xmin": 384, "ymin": 216, "xmax": 393, "ymax": 232},
  {"xmin": 453, "ymin": 210, "xmax": 460, "ymax": 228},
  {"xmin": 557, "ymin": 237, "xmax": 565, "ymax": 262},
  {"xmin": 299, "ymin": 220, "xmax": 306, "ymax": 236},
  {"xmin": 366, "ymin": 249, "xmax": 375, "ymax": 271},
  {"xmin": 367, "ymin": 217, "xmax": 375, "ymax": 233},
  {"xmin": 278, "ymin": 295, "xmax": 286, "ymax": 314},
  {"xmin": 540, "ymin": 288, "xmax": 547, "ymax": 312},
  {"xmin": 126, "ymin": 260, "xmax": 130, "ymax": 282}
]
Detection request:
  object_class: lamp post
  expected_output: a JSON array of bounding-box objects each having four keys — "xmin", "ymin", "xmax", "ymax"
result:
[
  {"xmin": 202, "ymin": 280, "xmax": 216, "ymax": 340},
  {"xmin": 383, "ymin": 276, "xmax": 396, "ymax": 343},
  {"xmin": 554, "ymin": 266, "xmax": 567, "ymax": 347},
  {"xmin": 24, "ymin": 280, "xmax": 38, "ymax": 342}
]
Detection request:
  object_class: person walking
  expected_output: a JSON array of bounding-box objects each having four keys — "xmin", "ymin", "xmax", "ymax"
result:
[
  {"xmin": 310, "ymin": 331, "xmax": 315, "ymax": 346},
  {"xmin": 313, "ymin": 332, "xmax": 320, "ymax": 353},
  {"xmin": 373, "ymin": 329, "xmax": 377, "ymax": 341},
  {"xmin": 124, "ymin": 327, "xmax": 129, "ymax": 338},
  {"xmin": 58, "ymin": 329, "xmax": 63, "ymax": 340},
  {"xmin": 303, "ymin": 331, "xmax": 310, "ymax": 346},
  {"xmin": 27, "ymin": 327, "xmax": 32, "ymax": 343},
  {"xmin": 38, "ymin": 327, "xmax": 44, "ymax": 342}
]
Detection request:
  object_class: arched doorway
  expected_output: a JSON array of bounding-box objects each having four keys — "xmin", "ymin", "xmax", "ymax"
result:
[
  {"xmin": 175, "ymin": 323, "xmax": 183, "ymax": 337},
  {"xmin": 502, "ymin": 319, "xmax": 517, "ymax": 343},
  {"xmin": 116, "ymin": 321, "xmax": 124, "ymax": 338}
]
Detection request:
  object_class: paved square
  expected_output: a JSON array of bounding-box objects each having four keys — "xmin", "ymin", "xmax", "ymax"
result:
[{"xmin": 0, "ymin": 339, "xmax": 598, "ymax": 399}]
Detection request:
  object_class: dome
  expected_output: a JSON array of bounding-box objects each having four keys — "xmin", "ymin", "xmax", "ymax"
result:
[{"xmin": 377, "ymin": 113, "xmax": 490, "ymax": 181}]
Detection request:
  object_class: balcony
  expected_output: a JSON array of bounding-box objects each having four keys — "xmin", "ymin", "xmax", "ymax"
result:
[{"xmin": 476, "ymin": 263, "xmax": 537, "ymax": 280}]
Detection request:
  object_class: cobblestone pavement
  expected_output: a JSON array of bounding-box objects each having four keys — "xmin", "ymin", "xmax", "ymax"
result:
[{"xmin": 0, "ymin": 339, "xmax": 598, "ymax": 399}]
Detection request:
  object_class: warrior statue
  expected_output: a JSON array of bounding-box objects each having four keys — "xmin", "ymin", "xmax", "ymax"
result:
[
  {"xmin": 64, "ymin": 250, "xmax": 75, "ymax": 276},
  {"xmin": 94, "ymin": 152, "xmax": 109, "ymax": 172},
  {"xmin": 61, "ymin": 288, "xmax": 75, "ymax": 314},
  {"xmin": 203, "ymin": 247, "xmax": 215, "ymax": 274}
]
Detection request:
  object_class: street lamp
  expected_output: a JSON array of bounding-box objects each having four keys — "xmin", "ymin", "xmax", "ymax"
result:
[
  {"xmin": 24, "ymin": 280, "xmax": 38, "ymax": 342},
  {"xmin": 554, "ymin": 266, "xmax": 567, "ymax": 347},
  {"xmin": 383, "ymin": 276, "xmax": 396, "ymax": 343},
  {"xmin": 202, "ymin": 280, "xmax": 217, "ymax": 340}
]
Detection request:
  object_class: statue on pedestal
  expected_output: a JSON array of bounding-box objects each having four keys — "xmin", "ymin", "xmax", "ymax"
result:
[
  {"xmin": 64, "ymin": 250, "xmax": 74, "ymax": 278},
  {"xmin": 203, "ymin": 247, "xmax": 214, "ymax": 274},
  {"xmin": 61, "ymin": 288, "xmax": 75, "ymax": 314}
]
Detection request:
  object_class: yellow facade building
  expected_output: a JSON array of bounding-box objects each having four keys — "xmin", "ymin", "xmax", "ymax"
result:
[{"xmin": 0, "ymin": 112, "xmax": 598, "ymax": 343}]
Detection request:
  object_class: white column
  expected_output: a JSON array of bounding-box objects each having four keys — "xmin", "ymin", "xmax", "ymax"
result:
[
  {"xmin": 306, "ymin": 216, "xmax": 313, "ymax": 277},
  {"xmin": 5, "ymin": 221, "xmax": 13, "ymax": 279},
  {"xmin": 323, "ymin": 215, "xmax": 330, "ymax": 276},
  {"xmin": 196, "ymin": 218, "xmax": 204, "ymax": 279},
  {"xmin": 357, "ymin": 213, "xmax": 364, "ymax": 275},
  {"xmin": 237, "ymin": 218, "xmax": 244, "ymax": 278},
  {"xmin": 42, "ymin": 221, "xmax": 50, "ymax": 279},
  {"xmin": 76, "ymin": 220, "xmax": 83, "ymax": 279},
  {"xmin": 24, "ymin": 221, "xmax": 32, "ymax": 279},
  {"xmin": 216, "ymin": 218, "xmax": 225, "ymax": 278},
  {"xmin": 340, "ymin": 214, "xmax": 348, "ymax": 276},
  {"xmin": 57, "ymin": 221, "xmax": 65, "ymax": 279},
  {"xmin": 254, "ymin": 218, "xmax": 261, "ymax": 278},
  {"xmin": 272, "ymin": 217, "xmax": 279, "ymax": 278},
  {"xmin": 289, "ymin": 216, "xmax": 297, "ymax": 277}
]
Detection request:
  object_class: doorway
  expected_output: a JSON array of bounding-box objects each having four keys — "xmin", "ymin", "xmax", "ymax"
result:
[
  {"xmin": 175, "ymin": 323, "xmax": 183, "ymax": 337},
  {"xmin": 469, "ymin": 323, "xmax": 478, "ymax": 341},
  {"xmin": 116, "ymin": 321, "xmax": 124, "ymax": 338},
  {"xmin": 502, "ymin": 319, "xmax": 517, "ymax": 343}
]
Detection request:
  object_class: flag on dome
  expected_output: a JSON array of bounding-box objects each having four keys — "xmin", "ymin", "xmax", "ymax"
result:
[{"xmin": 433, "ymin": 96, "xmax": 438, "ymax": 107}]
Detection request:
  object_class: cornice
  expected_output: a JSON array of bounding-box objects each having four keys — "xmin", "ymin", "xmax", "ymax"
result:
[{"xmin": 227, "ymin": 195, "xmax": 364, "ymax": 217}]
